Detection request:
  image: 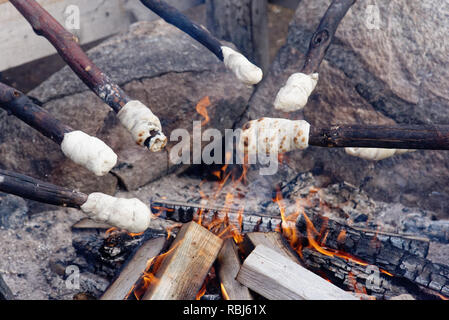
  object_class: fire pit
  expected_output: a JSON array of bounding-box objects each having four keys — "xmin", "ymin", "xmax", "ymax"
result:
[{"xmin": 0, "ymin": 0, "xmax": 448, "ymax": 302}]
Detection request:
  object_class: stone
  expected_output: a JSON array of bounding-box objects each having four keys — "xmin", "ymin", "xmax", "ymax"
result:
[
  {"xmin": 0, "ymin": 193, "xmax": 28, "ymax": 230},
  {"xmin": 0, "ymin": 19, "xmax": 253, "ymax": 194},
  {"xmin": 236, "ymin": 0, "xmax": 449, "ymax": 216}
]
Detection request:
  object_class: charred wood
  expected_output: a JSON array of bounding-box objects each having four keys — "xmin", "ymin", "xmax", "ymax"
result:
[
  {"xmin": 151, "ymin": 198, "xmax": 282, "ymax": 233},
  {"xmin": 101, "ymin": 237, "xmax": 166, "ymax": 300},
  {"xmin": 296, "ymin": 211, "xmax": 449, "ymax": 296}
]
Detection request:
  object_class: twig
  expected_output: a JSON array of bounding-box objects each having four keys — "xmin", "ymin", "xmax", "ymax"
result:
[
  {"xmin": 9, "ymin": 0, "xmax": 166, "ymax": 151},
  {"xmin": 0, "ymin": 82, "xmax": 117, "ymax": 176},
  {"xmin": 274, "ymin": 0, "xmax": 356, "ymax": 111},
  {"xmin": 139, "ymin": 0, "xmax": 263, "ymax": 85},
  {"xmin": 302, "ymin": 0, "xmax": 357, "ymax": 74}
]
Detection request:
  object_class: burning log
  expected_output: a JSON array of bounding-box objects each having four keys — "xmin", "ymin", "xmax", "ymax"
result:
[
  {"xmin": 0, "ymin": 82, "xmax": 117, "ymax": 176},
  {"xmin": 139, "ymin": 0, "xmax": 263, "ymax": 85},
  {"xmin": 150, "ymin": 198, "xmax": 282, "ymax": 233},
  {"xmin": 142, "ymin": 222, "xmax": 223, "ymax": 300},
  {"xmin": 274, "ymin": 0, "xmax": 356, "ymax": 112},
  {"xmin": 101, "ymin": 237, "xmax": 166, "ymax": 300},
  {"xmin": 239, "ymin": 118, "xmax": 449, "ymax": 158},
  {"xmin": 216, "ymin": 239, "xmax": 253, "ymax": 300},
  {"xmin": 236, "ymin": 244, "xmax": 358, "ymax": 300},
  {"xmin": 296, "ymin": 211, "xmax": 449, "ymax": 296},
  {"xmin": 9, "ymin": 0, "xmax": 166, "ymax": 152},
  {"xmin": 241, "ymin": 232, "xmax": 301, "ymax": 263},
  {"xmin": 0, "ymin": 169, "xmax": 154, "ymax": 234},
  {"xmin": 0, "ymin": 274, "xmax": 14, "ymax": 300}
]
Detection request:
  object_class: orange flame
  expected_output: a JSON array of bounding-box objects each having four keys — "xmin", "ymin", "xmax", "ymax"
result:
[
  {"xmin": 221, "ymin": 283, "xmax": 230, "ymax": 300},
  {"xmin": 196, "ymin": 96, "xmax": 211, "ymax": 126}
]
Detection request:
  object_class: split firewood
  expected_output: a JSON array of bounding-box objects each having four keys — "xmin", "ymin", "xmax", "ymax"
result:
[
  {"xmin": 139, "ymin": 0, "xmax": 263, "ymax": 85},
  {"xmin": 101, "ymin": 237, "xmax": 166, "ymax": 300},
  {"xmin": 236, "ymin": 244, "xmax": 358, "ymax": 300},
  {"xmin": 150, "ymin": 198, "xmax": 282, "ymax": 233},
  {"xmin": 0, "ymin": 169, "xmax": 154, "ymax": 234},
  {"xmin": 142, "ymin": 222, "xmax": 223, "ymax": 300},
  {"xmin": 296, "ymin": 211, "xmax": 449, "ymax": 296},
  {"xmin": 216, "ymin": 239, "xmax": 253, "ymax": 300},
  {"xmin": 241, "ymin": 232, "xmax": 301, "ymax": 263},
  {"xmin": 0, "ymin": 274, "xmax": 14, "ymax": 300},
  {"xmin": 274, "ymin": 0, "xmax": 356, "ymax": 112},
  {"xmin": 238, "ymin": 118, "xmax": 449, "ymax": 157},
  {"xmin": 0, "ymin": 82, "xmax": 117, "ymax": 176},
  {"xmin": 9, "ymin": 0, "xmax": 166, "ymax": 152}
]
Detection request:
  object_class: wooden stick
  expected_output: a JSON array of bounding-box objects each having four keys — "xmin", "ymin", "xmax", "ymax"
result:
[
  {"xmin": 302, "ymin": 0, "xmax": 357, "ymax": 74},
  {"xmin": 236, "ymin": 244, "xmax": 358, "ymax": 300},
  {"xmin": 0, "ymin": 82, "xmax": 71, "ymax": 145},
  {"xmin": 140, "ymin": 0, "xmax": 224, "ymax": 60},
  {"xmin": 101, "ymin": 237, "xmax": 166, "ymax": 300},
  {"xmin": 0, "ymin": 169, "xmax": 88, "ymax": 208},
  {"xmin": 142, "ymin": 222, "xmax": 223, "ymax": 300},
  {"xmin": 216, "ymin": 239, "xmax": 253, "ymax": 300},
  {"xmin": 9, "ymin": 0, "xmax": 165, "ymax": 151},
  {"xmin": 309, "ymin": 124, "xmax": 449, "ymax": 150}
]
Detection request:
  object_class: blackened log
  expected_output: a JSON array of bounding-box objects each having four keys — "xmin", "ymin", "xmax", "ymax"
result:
[
  {"xmin": 150, "ymin": 198, "xmax": 282, "ymax": 233},
  {"xmin": 0, "ymin": 169, "xmax": 88, "ymax": 208},
  {"xmin": 296, "ymin": 211, "xmax": 449, "ymax": 296},
  {"xmin": 0, "ymin": 82, "xmax": 71, "ymax": 145},
  {"xmin": 301, "ymin": 247, "xmax": 423, "ymax": 300},
  {"xmin": 140, "ymin": 0, "xmax": 224, "ymax": 60},
  {"xmin": 302, "ymin": 0, "xmax": 356, "ymax": 74},
  {"xmin": 309, "ymin": 124, "xmax": 449, "ymax": 150},
  {"xmin": 101, "ymin": 237, "xmax": 166, "ymax": 300},
  {"xmin": 9, "ymin": 0, "xmax": 130, "ymax": 113}
]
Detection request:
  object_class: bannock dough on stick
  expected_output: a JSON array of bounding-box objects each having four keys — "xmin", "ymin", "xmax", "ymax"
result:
[{"xmin": 239, "ymin": 118, "xmax": 310, "ymax": 156}]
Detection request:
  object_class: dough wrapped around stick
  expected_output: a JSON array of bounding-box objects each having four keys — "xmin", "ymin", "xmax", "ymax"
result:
[
  {"xmin": 61, "ymin": 131, "xmax": 117, "ymax": 176},
  {"xmin": 274, "ymin": 73, "xmax": 319, "ymax": 112},
  {"xmin": 81, "ymin": 193, "xmax": 154, "ymax": 234},
  {"xmin": 222, "ymin": 46, "xmax": 263, "ymax": 85},
  {"xmin": 345, "ymin": 148, "xmax": 412, "ymax": 161},
  {"xmin": 118, "ymin": 100, "xmax": 167, "ymax": 152},
  {"xmin": 239, "ymin": 118, "xmax": 310, "ymax": 156}
]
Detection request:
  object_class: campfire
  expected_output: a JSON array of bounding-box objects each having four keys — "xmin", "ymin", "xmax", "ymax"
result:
[{"xmin": 0, "ymin": 0, "xmax": 448, "ymax": 302}]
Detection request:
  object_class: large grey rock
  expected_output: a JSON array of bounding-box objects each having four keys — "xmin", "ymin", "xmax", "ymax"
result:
[
  {"xmin": 238, "ymin": 0, "xmax": 449, "ymax": 215},
  {"xmin": 0, "ymin": 20, "xmax": 252, "ymax": 193}
]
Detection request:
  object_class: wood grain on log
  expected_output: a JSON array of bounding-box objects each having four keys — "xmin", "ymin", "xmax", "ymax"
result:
[
  {"xmin": 309, "ymin": 124, "xmax": 449, "ymax": 150},
  {"xmin": 241, "ymin": 232, "xmax": 301, "ymax": 263},
  {"xmin": 142, "ymin": 222, "xmax": 223, "ymax": 300},
  {"xmin": 0, "ymin": 82, "xmax": 71, "ymax": 145},
  {"xmin": 0, "ymin": 169, "xmax": 88, "ymax": 208},
  {"xmin": 237, "ymin": 244, "xmax": 358, "ymax": 300},
  {"xmin": 216, "ymin": 239, "xmax": 253, "ymax": 300},
  {"xmin": 101, "ymin": 237, "xmax": 166, "ymax": 300}
]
